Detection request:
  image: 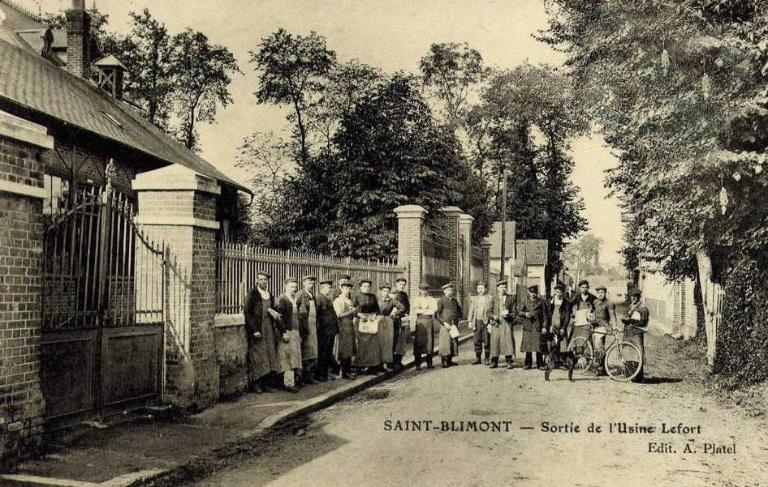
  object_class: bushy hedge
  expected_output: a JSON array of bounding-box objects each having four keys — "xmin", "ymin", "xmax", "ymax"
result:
[{"xmin": 713, "ymin": 258, "xmax": 768, "ymax": 388}]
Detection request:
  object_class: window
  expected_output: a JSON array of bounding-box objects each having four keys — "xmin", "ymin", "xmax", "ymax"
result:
[{"xmin": 43, "ymin": 174, "xmax": 70, "ymax": 216}]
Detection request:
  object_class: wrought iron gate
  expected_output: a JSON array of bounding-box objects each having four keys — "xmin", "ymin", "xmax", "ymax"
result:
[{"xmin": 41, "ymin": 182, "xmax": 165, "ymax": 428}]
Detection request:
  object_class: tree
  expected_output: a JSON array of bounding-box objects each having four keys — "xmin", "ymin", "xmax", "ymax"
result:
[
  {"xmin": 104, "ymin": 9, "xmax": 174, "ymax": 127},
  {"xmin": 542, "ymin": 0, "xmax": 768, "ymax": 365},
  {"xmin": 272, "ymin": 73, "xmax": 474, "ymax": 259},
  {"xmin": 564, "ymin": 233, "xmax": 605, "ymax": 279},
  {"xmin": 468, "ymin": 64, "xmax": 588, "ymax": 287},
  {"xmin": 169, "ymin": 29, "xmax": 241, "ymax": 150},
  {"xmin": 250, "ymin": 29, "xmax": 336, "ymax": 164},
  {"xmin": 420, "ymin": 42, "xmax": 486, "ymax": 131},
  {"xmin": 235, "ymin": 131, "xmax": 294, "ymax": 243}
]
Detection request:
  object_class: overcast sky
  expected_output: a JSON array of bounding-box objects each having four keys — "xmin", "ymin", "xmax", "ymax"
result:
[{"xmin": 83, "ymin": 0, "xmax": 624, "ymax": 264}]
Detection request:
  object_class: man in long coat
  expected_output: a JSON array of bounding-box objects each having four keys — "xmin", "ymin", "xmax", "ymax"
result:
[
  {"xmin": 296, "ymin": 275, "xmax": 319, "ymax": 385},
  {"xmin": 622, "ymin": 288, "xmax": 649, "ymax": 383},
  {"xmin": 378, "ymin": 283, "xmax": 405, "ymax": 371},
  {"xmin": 274, "ymin": 278, "xmax": 302, "ymax": 393},
  {"xmin": 243, "ymin": 271, "xmax": 281, "ymax": 393},
  {"xmin": 392, "ymin": 277, "xmax": 410, "ymax": 371},
  {"xmin": 467, "ymin": 281, "xmax": 494, "ymax": 365},
  {"xmin": 435, "ymin": 282, "xmax": 462, "ymax": 368},
  {"xmin": 355, "ymin": 279, "xmax": 383, "ymax": 373},
  {"xmin": 489, "ymin": 280, "xmax": 517, "ymax": 369},
  {"xmin": 315, "ymin": 277, "xmax": 340, "ymax": 381},
  {"xmin": 412, "ymin": 283, "xmax": 437, "ymax": 369},
  {"xmin": 333, "ymin": 280, "xmax": 358, "ymax": 379},
  {"xmin": 518, "ymin": 284, "xmax": 549, "ymax": 370},
  {"xmin": 545, "ymin": 283, "xmax": 571, "ymax": 381}
]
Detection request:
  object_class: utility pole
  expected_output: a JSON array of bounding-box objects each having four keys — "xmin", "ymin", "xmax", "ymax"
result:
[{"xmin": 499, "ymin": 168, "xmax": 508, "ymax": 280}]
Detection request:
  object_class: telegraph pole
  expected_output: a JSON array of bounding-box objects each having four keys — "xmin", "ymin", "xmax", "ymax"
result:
[{"xmin": 499, "ymin": 168, "xmax": 508, "ymax": 279}]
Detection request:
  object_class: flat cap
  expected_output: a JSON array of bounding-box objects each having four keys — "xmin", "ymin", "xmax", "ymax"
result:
[
  {"xmin": 303, "ymin": 275, "xmax": 317, "ymax": 281},
  {"xmin": 379, "ymin": 283, "xmax": 392, "ymax": 290},
  {"xmin": 527, "ymin": 284, "xmax": 539, "ymax": 292},
  {"xmin": 418, "ymin": 283, "xmax": 430, "ymax": 289},
  {"xmin": 476, "ymin": 281, "xmax": 487, "ymax": 287},
  {"xmin": 359, "ymin": 278, "xmax": 372, "ymax": 285},
  {"xmin": 578, "ymin": 279, "xmax": 590, "ymax": 287},
  {"xmin": 496, "ymin": 279, "xmax": 508, "ymax": 287},
  {"xmin": 595, "ymin": 285, "xmax": 607, "ymax": 291},
  {"xmin": 341, "ymin": 281, "xmax": 354, "ymax": 288},
  {"xmin": 395, "ymin": 277, "xmax": 407, "ymax": 283},
  {"xmin": 256, "ymin": 271, "xmax": 271, "ymax": 278},
  {"xmin": 284, "ymin": 277, "xmax": 298, "ymax": 285},
  {"xmin": 318, "ymin": 277, "xmax": 333, "ymax": 285},
  {"xmin": 554, "ymin": 283, "xmax": 566, "ymax": 291},
  {"xmin": 441, "ymin": 282, "xmax": 454, "ymax": 290},
  {"xmin": 338, "ymin": 273, "xmax": 352, "ymax": 280}
]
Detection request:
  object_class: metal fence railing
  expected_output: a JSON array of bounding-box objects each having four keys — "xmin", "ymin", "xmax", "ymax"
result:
[{"xmin": 216, "ymin": 241, "xmax": 407, "ymax": 315}]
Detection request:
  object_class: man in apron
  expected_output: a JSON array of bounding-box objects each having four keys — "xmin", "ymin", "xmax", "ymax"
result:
[
  {"xmin": 297, "ymin": 275, "xmax": 319, "ymax": 385},
  {"xmin": 467, "ymin": 281, "xmax": 494, "ymax": 365},
  {"xmin": 412, "ymin": 283, "xmax": 437, "ymax": 369},
  {"xmin": 489, "ymin": 279, "xmax": 517, "ymax": 369},
  {"xmin": 274, "ymin": 278, "xmax": 302, "ymax": 393},
  {"xmin": 378, "ymin": 283, "xmax": 405, "ymax": 371},
  {"xmin": 333, "ymin": 279, "xmax": 358, "ymax": 379},
  {"xmin": 435, "ymin": 282, "xmax": 462, "ymax": 368},
  {"xmin": 243, "ymin": 271, "xmax": 281, "ymax": 393},
  {"xmin": 355, "ymin": 279, "xmax": 383, "ymax": 373},
  {"xmin": 392, "ymin": 277, "xmax": 411, "ymax": 371},
  {"xmin": 316, "ymin": 277, "xmax": 339, "ymax": 381}
]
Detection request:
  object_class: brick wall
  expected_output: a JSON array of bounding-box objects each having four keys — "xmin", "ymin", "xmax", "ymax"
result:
[{"xmin": 0, "ymin": 133, "xmax": 48, "ymax": 467}]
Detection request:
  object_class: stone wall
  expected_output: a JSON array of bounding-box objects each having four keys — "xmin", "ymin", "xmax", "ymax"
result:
[{"xmin": 0, "ymin": 110, "xmax": 53, "ymax": 467}]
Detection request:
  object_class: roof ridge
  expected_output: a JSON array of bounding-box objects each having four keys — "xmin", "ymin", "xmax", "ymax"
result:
[{"xmin": 0, "ymin": 0, "xmax": 42, "ymax": 24}]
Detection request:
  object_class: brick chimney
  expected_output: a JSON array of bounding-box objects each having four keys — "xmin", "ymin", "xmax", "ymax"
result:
[{"xmin": 65, "ymin": 0, "xmax": 91, "ymax": 78}]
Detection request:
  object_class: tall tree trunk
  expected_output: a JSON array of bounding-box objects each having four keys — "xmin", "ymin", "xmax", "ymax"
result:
[{"xmin": 696, "ymin": 249, "xmax": 717, "ymax": 367}]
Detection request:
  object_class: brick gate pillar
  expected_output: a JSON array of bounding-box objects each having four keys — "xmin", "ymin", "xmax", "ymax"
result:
[
  {"xmin": 480, "ymin": 240, "xmax": 491, "ymax": 284},
  {"xmin": 440, "ymin": 206, "xmax": 463, "ymax": 306},
  {"xmin": 132, "ymin": 165, "xmax": 220, "ymax": 410},
  {"xmin": 0, "ymin": 110, "xmax": 53, "ymax": 465},
  {"xmin": 394, "ymin": 205, "xmax": 426, "ymax": 304}
]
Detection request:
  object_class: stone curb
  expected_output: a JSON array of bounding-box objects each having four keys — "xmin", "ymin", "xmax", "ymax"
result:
[{"xmin": 1, "ymin": 334, "xmax": 473, "ymax": 487}]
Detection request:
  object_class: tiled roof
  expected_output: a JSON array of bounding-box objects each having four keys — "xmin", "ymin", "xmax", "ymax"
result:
[
  {"xmin": 0, "ymin": 13, "xmax": 248, "ymax": 192},
  {"xmin": 516, "ymin": 239, "xmax": 548, "ymax": 266}
]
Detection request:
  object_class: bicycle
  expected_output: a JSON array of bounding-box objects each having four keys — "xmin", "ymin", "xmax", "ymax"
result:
[{"xmin": 566, "ymin": 323, "xmax": 645, "ymax": 382}]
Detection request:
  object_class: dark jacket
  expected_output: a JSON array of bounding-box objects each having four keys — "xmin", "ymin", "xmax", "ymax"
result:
[
  {"xmin": 435, "ymin": 296, "xmax": 462, "ymax": 326},
  {"xmin": 316, "ymin": 292, "xmax": 340, "ymax": 336},
  {"xmin": 548, "ymin": 296, "xmax": 571, "ymax": 334},
  {"xmin": 295, "ymin": 289, "xmax": 316, "ymax": 339},
  {"xmin": 357, "ymin": 292, "xmax": 380, "ymax": 314},
  {"xmin": 243, "ymin": 287, "xmax": 273, "ymax": 336},
  {"xmin": 490, "ymin": 294, "xmax": 516, "ymax": 326},
  {"xmin": 379, "ymin": 295, "xmax": 406, "ymax": 319},
  {"xmin": 274, "ymin": 294, "xmax": 299, "ymax": 335},
  {"xmin": 570, "ymin": 292, "xmax": 597, "ymax": 315},
  {"xmin": 393, "ymin": 290, "xmax": 410, "ymax": 316}
]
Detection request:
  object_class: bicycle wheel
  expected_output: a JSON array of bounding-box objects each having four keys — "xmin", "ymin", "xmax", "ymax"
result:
[
  {"xmin": 567, "ymin": 336, "xmax": 594, "ymax": 375},
  {"xmin": 605, "ymin": 341, "xmax": 642, "ymax": 382}
]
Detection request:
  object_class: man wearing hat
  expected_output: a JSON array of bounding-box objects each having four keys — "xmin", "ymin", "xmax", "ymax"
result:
[
  {"xmin": 355, "ymin": 279, "xmax": 383, "ymax": 373},
  {"xmin": 570, "ymin": 279, "xmax": 598, "ymax": 349},
  {"xmin": 435, "ymin": 282, "xmax": 462, "ymax": 367},
  {"xmin": 332, "ymin": 273, "xmax": 353, "ymax": 300},
  {"xmin": 243, "ymin": 271, "xmax": 281, "ymax": 393},
  {"xmin": 378, "ymin": 283, "xmax": 405, "ymax": 371},
  {"xmin": 545, "ymin": 283, "xmax": 572, "ymax": 381},
  {"xmin": 296, "ymin": 275, "xmax": 319, "ymax": 385},
  {"xmin": 412, "ymin": 283, "xmax": 438, "ymax": 369},
  {"xmin": 621, "ymin": 288, "xmax": 649, "ymax": 382},
  {"xmin": 315, "ymin": 277, "xmax": 340, "ymax": 381},
  {"xmin": 592, "ymin": 285, "xmax": 618, "ymax": 375},
  {"xmin": 333, "ymin": 279, "xmax": 358, "ymax": 379},
  {"xmin": 392, "ymin": 277, "xmax": 411, "ymax": 371},
  {"xmin": 518, "ymin": 284, "xmax": 549, "ymax": 369},
  {"xmin": 468, "ymin": 281, "xmax": 494, "ymax": 365},
  {"xmin": 488, "ymin": 279, "xmax": 517, "ymax": 369},
  {"xmin": 274, "ymin": 278, "xmax": 303, "ymax": 393}
]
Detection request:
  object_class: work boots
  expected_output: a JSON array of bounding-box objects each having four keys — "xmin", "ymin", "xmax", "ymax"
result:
[
  {"xmin": 489, "ymin": 357, "xmax": 499, "ymax": 369},
  {"xmin": 472, "ymin": 353, "xmax": 482, "ymax": 365}
]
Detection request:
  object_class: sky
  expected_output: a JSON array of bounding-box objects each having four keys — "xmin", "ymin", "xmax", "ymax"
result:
[{"xmin": 57, "ymin": 0, "xmax": 624, "ymax": 264}]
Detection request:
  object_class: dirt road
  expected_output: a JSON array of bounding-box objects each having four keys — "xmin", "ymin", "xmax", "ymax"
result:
[{"xmin": 187, "ymin": 331, "xmax": 768, "ymax": 487}]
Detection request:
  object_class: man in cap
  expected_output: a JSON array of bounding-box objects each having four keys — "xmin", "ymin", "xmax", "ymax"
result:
[
  {"xmin": 296, "ymin": 275, "xmax": 319, "ymax": 385},
  {"xmin": 412, "ymin": 283, "xmax": 438, "ymax": 369},
  {"xmin": 468, "ymin": 281, "xmax": 494, "ymax": 365},
  {"xmin": 488, "ymin": 279, "xmax": 517, "ymax": 369},
  {"xmin": 315, "ymin": 277, "xmax": 340, "ymax": 381},
  {"xmin": 355, "ymin": 279, "xmax": 383, "ymax": 373},
  {"xmin": 545, "ymin": 283, "xmax": 571, "ymax": 381},
  {"xmin": 435, "ymin": 282, "xmax": 462, "ymax": 367},
  {"xmin": 378, "ymin": 283, "xmax": 405, "ymax": 371},
  {"xmin": 243, "ymin": 271, "xmax": 281, "ymax": 393},
  {"xmin": 621, "ymin": 288, "xmax": 649, "ymax": 382},
  {"xmin": 274, "ymin": 278, "xmax": 303, "ymax": 392},
  {"xmin": 518, "ymin": 284, "xmax": 549, "ymax": 370},
  {"xmin": 392, "ymin": 277, "xmax": 411, "ymax": 371},
  {"xmin": 333, "ymin": 279, "xmax": 358, "ymax": 379},
  {"xmin": 592, "ymin": 285, "xmax": 618, "ymax": 375}
]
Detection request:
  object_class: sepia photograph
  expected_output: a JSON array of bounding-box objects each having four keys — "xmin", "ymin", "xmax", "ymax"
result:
[{"xmin": 0, "ymin": 0, "xmax": 766, "ymax": 485}]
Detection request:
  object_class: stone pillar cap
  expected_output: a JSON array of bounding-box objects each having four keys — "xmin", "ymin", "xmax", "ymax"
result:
[
  {"xmin": 459, "ymin": 213, "xmax": 474, "ymax": 223},
  {"xmin": 394, "ymin": 205, "xmax": 427, "ymax": 217},
  {"xmin": 132, "ymin": 164, "xmax": 221, "ymax": 195},
  {"xmin": 440, "ymin": 206, "xmax": 464, "ymax": 217}
]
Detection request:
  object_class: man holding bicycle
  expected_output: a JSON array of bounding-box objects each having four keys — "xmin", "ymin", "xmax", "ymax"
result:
[
  {"xmin": 592, "ymin": 285, "xmax": 618, "ymax": 375},
  {"xmin": 622, "ymin": 288, "xmax": 650, "ymax": 383}
]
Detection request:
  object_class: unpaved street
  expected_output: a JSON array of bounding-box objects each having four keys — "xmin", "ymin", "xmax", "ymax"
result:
[{"xmin": 189, "ymin": 331, "xmax": 768, "ymax": 487}]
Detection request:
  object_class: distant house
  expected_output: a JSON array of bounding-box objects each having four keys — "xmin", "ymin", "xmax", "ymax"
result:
[
  {"xmin": 487, "ymin": 221, "xmax": 516, "ymax": 279},
  {"xmin": 514, "ymin": 239, "xmax": 548, "ymax": 295}
]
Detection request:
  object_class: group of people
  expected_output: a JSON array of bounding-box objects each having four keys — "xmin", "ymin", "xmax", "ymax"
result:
[
  {"xmin": 466, "ymin": 278, "xmax": 649, "ymax": 382},
  {"xmin": 243, "ymin": 272, "xmax": 650, "ymax": 394}
]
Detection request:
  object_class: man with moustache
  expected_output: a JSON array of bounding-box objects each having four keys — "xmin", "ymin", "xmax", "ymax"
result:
[
  {"xmin": 243, "ymin": 271, "xmax": 281, "ymax": 393},
  {"xmin": 519, "ymin": 284, "xmax": 549, "ymax": 370},
  {"xmin": 545, "ymin": 283, "xmax": 572, "ymax": 381},
  {"xmin": 315, "ymin": 277, "xmax": 340, "ymax": 381},
  {"xmin": 274, "ymin": 277, "xmax": 303, "ymax": 393},
  {"xmin": 333, "ymin": 279, "xmax": 358, "ymax": 379},
  {"xmin": 392, "ymin": 277, "xmax": 411, "ymax": 371},
  {"xmin": 435, "ymin": 282, "xmax": 462, "ymax": 368},
  {"xmin": 296, "ymin": 275, "xmax": 319, "ymax": 385},
  {"xmin": 488, "ymin": 280, "xmax": 517, "ymax": 369},
  {"xmin": 467, "ymin": 281, "xmax": 494, "ymax": 365}
]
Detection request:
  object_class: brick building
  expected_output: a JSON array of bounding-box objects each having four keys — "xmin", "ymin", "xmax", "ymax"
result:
[{"xmin": 0, "ymin": 0, "xmax": 249, "ymax": 466}]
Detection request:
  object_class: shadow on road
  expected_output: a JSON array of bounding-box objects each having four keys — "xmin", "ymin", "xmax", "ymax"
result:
[{"xmin": 640, "ymin": 377, "xmax": 684, "ymax": 384}]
